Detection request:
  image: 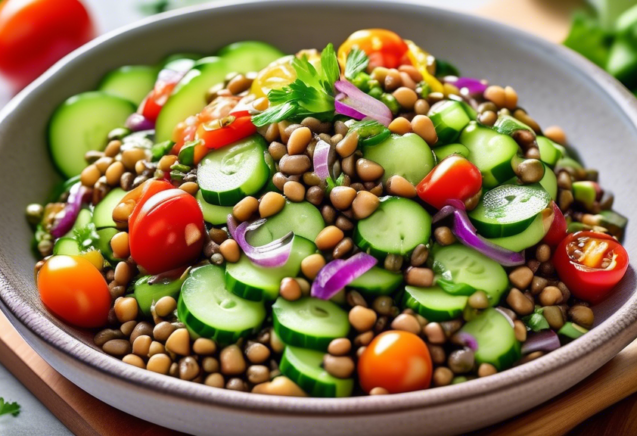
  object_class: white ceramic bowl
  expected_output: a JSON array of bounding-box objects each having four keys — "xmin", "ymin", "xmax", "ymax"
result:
[{"xmin": 1, "ymin": 1, "xmax": 637, "ymax": 434}]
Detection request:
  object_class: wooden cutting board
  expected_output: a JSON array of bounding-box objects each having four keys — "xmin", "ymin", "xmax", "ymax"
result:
[{"xmin": 3, "ymin": 1, "xmax": 635, "ymax": 435}]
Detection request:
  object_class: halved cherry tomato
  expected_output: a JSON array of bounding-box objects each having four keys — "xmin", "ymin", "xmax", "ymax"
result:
[
  {"xmin": 129, "ymin": 189, "xmax": 204, "ymax": 274},
  {"xmin": 113, "ymin": 179, "xmax": 173, "ymax": 229},
  {"xmin": 553, "ymin": 231, "xmax": 629, "ymax": 304},
  {"xmin": 338, "ymin": 29, "xmax": 409, "ymax": 70},
  {"xmin": 0, "ymin": 0, "xmax": 94, "ymax": 90},
  {"xmin": 358, "ymin": 330, "xmax": 432, "ymax": 394},
  {"xmin": 139, "ymin": 69, "xmax": 183, "ymax": 122},
  {"xmin": 417, "ymin": 155, "xmax": 482, "ymax": 210},
  {"xmin": 196, "ymin": 110, "xmax": 257, "ymax": 150},
  {"xmin": 542, "ymin": 202, "xmax": 568, "ymax": 247},
  {"xmin": 38, "ymin": 255, "xmax": 110, "ymax": 328}
]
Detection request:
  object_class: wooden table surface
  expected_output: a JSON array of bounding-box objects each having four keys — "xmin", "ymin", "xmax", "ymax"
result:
[{"xmin": 3, "ymin": 0, "xmax": 637, "ymax": 435}]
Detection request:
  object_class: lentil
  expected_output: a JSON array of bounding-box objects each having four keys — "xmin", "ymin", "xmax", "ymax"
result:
[
  {"xmin": 123, "ymin": 354, "xmax": 145, "ymax": 369},
  {"xmin": 114, "ymin": 297, "xmax": 138, "ymax": 323},
  {"xmin": 484, "ymin": 85, "xmax": 506, "ymax": 107},
  {"xmin": 356, "ymin": 158, "xmax": 384, "ymax": 182},
  {"xmin": 129, "ymin": 321, "xmax": 152, "ymax": 344},
  {"xmin": 391, "ymin": 313, "xmax": 421, "ymax": 334},
  {"xmin": 509, "ymin": 266, "xmax": 534, "ymax": 290},
  {"xmin": 434, "ymin": 226, "xmax": 456, "ymax": 246},
  {"xmin": 165, "ymin": 328, "xmax": 191, "ymax": 356},
  {"xmin": 424, "ymin": 322, "xmax": 446, "ymax": 344},
  {"xmin": 205, "ymin": 373, "xmax": 225, "ymax": 388},
  {"xmin": 148, "ymin": 341, "xmax": 165, "ymax": 357},
  {"xmin": 103, "ymin": 339, "xmax": 132, "ymax": 356},
  {"xmin": 543, "ymin": 306, "xmax": 565, "ymax": 329},
  {"xmin": 388, "ymin": 116, "xmax": 412, "ymax": 135},
  {"xmin": 202, "ymin": 357, "xmax": 220, "ymax": 373},
  {"xmin": 323, "ymin": 355, "xmax": 355, "ymax": 379},
  {"xmin": 81, "ymin": 164, "xmax": 101, "ymax": 187},
  {"xmin": 411, "ymin": 115, "xmax": 438, "ymax": 145},
  {"xmin": 506, "ymin": 288, "xmax": 534, "ymax": 315},
  {"xmin": 372, "ymin": 296, "xmax": 394, "ymax": 316},
  {"xmin": 448, "ymin": 349, "xmax": 475, "ymax": 374},
  {"xmin": 252, "ymin": 376, "xmax": 307, "ymax": 396},
  {"xmin": 305, "ymin": 185, "xmax": 324, "ymax": 205},
  {"xmin": 335, "ymin": 215, "xmax": 354, "ymax": 231},
  {"xmin": 539, "ymin": 286, "xmax": 563, "ymax": 306},
  {"xmin": 384, "ymin": 253, "xmax": 403, "ymax": 272},
  {"xmin": 349, "ymin": 306, "xmax": 377, "ymax": 332},
  {"xmin": 301, "ymin": 254, "xmax": 326, "ymax": 279},
  {"xmin": 283, "ymin": 181, "xmax": 306, "ymax": 202},
  {"xmin": 233, "ymin": 196, "xmax": 259, "ymax": 222},
  {"xmin": 220, "ymin": 345, "xmax": 247, "ymax": 375},
  {"xmin": 544, "ymin": 126, "xmax": 567, "ymax": 145},
  {"xmin": 219, "ymin": 239, "xmax": 240, "ymax": 263},
  {"xmin": 147, "ymin": 354, "xmax": 172, "ymax": 374},
  {"xmin": 333, "ymin": 237, "xmax": 353, "ymax": 259},
  {"xmin": 153, "ymin": 321, "xmax": 176, "ymax": 341},
  {"xmin": 478, "ymin": 111, "xmax": 497, "ymax": 126},
  {"xmin": 405, "ymin": 267, "xmax": 434, "ymax": 287},
  {"xmin": 536, "ymin": 244, "xmax": 551, "ymax": 263},
  {"xmin": 120, "ymin": 320, "xmax": 137, "ymax": 336},
  {"xmin": 279, "ymin": 154, "xmax": 311, "ymax": 175},
  {"xmin": 569, "ymin": 305, "xmax": 594, "ymax": 329},
  {"xmin": 513, "ymin": 320, "xmax": 527, "ymax": 342},
  {"xmin": 468, "ymin": 290, "xmax": 489, "ymax": 309},
  {"xmin": 247, "ymin": 365, "xmax": 270, "ymax": 384},
  {"xmin": 94, "ymin": 329, "xmax": 124, "ymax": 347},
  {"xmin": 410, "ymin": 244, "xmax": 429, "ymax": 267},
  {"xmin": 433, "ymin": 367, "xmax": 454, "ymax": 387},
  {"xmin": 315, "ymin": 226, "xmax": 344, "ymax": 250},
  {"xmin": 330, "ymin": 186, "xmax": 357, "ymax": 210},
  {"xmin": 259, "ymin": 192, "xmax": 285, "ymax": 218},
  {"xmin": 246, "ymin": 343, "xmax": 271, "ymax": 364},
  {"xmin": 478, "ymin": 363, "xmax": 498, "ymax": 378},
  {"xmin": 280, "ymin": 277, "xmax": 302, "ymax": 301},
  {"xmin": 110, "ymin": 232, "xmax": 130, "ymax": 259},
  {"xmin": 179, "ymin": 356, "xmax": 200, "ymax": 380},
  {"xmin": 351, "ymin": 191, "xmax": 380, "ymax": 219},
  {"xmin": 516, "ymin": 159, "xmax": 544, "ymax": 184}
]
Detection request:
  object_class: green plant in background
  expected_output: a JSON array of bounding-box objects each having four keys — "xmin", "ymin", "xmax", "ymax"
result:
[
  {"xmin": 565, "ymin": 0, "xmax": 637, "ymax": 93},
  {"xmin": 0, "ymin": 397, "xmax": 20, "ymax": 418},
  {"xmin": 138, "ymin": 0, "xmax": 214, "ymax": 15}
]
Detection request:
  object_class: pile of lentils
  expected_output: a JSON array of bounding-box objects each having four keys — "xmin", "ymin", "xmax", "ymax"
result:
[{"xmin": 28, "ymin": 59, "xmax": 611, "ymax": 396}]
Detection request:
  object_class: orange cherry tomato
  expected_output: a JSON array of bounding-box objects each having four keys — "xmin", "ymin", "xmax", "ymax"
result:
[
  {"xmin": 417, "ymin": 155, "xmax": 482, "ymax": 210},
  {"xmin": 553, "ymin": 231, "xmax": 629, "ymax": 304},
  {"xmin": 358, "ymin": 330, "xmax": 433, "ymax": 394},
  {"xmin": 0, "ymin": 0, "xmax": 94, "ymax": 90},
  {"xmin": 338, "ymin": 29, "xmax": 409, "ymax": 70},
  {"xmin": 129, "ymin": 189, "xmax": 204, "ymax": 274},
  {"xmin": 37, "ymin": 255, "xmax": 110, "ymax": 328}
]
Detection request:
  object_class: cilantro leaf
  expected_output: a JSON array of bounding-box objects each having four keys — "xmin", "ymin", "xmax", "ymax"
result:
[
  {"xmin": 0, "ymin": 398, "xmax": 21, "ymax": 418},
  {"xmin": 252, "ymin": 44, "xmax": 340, "ymax": 127},
  {"xmin": 344, "ymin": 48, "xmax": 369, "ymax": 80},
  {"xmin": 73, "ymin": 222, "xmax": 100, "ymax": 252}
]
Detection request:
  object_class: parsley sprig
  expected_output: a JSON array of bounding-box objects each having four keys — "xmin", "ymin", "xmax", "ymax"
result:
[
  {"xmin": 252, "ymin": 44, "xmax": 340, "ymax": 127},
  {"xmin": 0, "ymin": 398, "xmax": 21, "ymax": 418},
  {"xmin": 344, "ymin": 48, "xmax": 369, "ymax": 80}
]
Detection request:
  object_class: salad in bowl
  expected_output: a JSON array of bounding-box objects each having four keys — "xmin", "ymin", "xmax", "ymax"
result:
[{"xmin": 26, "ymin": 29, "xmax": 629, "ymax": 398}]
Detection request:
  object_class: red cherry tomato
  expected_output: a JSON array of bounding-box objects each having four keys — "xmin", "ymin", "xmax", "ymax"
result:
[
  {"xmin": 337, "ymin": 29, "xmax": 409, "ymax": 69},
  {"xmin": 553, "ymin": 231, "xmax": 629, "ymax": 304},
  {"xmin": 130, "ymin": 189, "xmax": 204, "ymax": 274},
  {"xmin": 127, "ymin": 180, "xmax": 174, "ymax": 234},
  {"xmin": 542, "ymin": 202, "xmax": 568, "ymax": 247},
  {"xmin": 196, "ymin": 110, "xmax": 257, "ymax": 150},
  {"xmin": 358, "ymin": 330, "xmax": 433, "ymax": 394},
  {"xmin": 0, "ymin": 0, "xmax": 94, "ymax": 90},
  {"xmin": 417, "ymin": 155, "xmax": 482, "ymax": 210},
  {"xmin": 37, "ymin": 255, "xmax": 110, "ymax": 328},
  {"xmin": 139, "ymin": 69, "xmax": 183, "ymax": 122}
]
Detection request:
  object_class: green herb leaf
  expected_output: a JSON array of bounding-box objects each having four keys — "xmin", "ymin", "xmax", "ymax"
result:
[
  {"xmin": 521, "ymin": 307, "xmax": 549, "ymax": 332},
  {"xmin": 73, "ymin": 222, "xmax": 100, "ymax": 252},
  {"xmin": 345, "ymin": 48, "xmax": 369, "ymax": 80},
  {"xmin": 252, "ymin": 44, "xmax": 340, "ymax": 127},
  {"xmin": 0, "ymin": 398, "xmax": 21, "ymax": 418}
]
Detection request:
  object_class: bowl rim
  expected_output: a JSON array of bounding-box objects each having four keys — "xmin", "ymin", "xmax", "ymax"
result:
[{"xmin": 2, "ymin": 0, "xmax": 637, "ymax": 416}]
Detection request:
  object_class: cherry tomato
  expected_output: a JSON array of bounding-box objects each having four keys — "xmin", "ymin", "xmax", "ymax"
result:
[
  {"xmin": 417, "ymin": 155, "xmax": 482, "ymax": 210},
  {"xmin": 250, "ymin": 55, "xmax": 297, "ymax": 99},
  {"xmin": 37, "ymin": 255, "xmax": 110, "ymax": 328},
  {"xmin": 358, "ymin": 330, "xmax": 432, "ymax": 394},
  {"xmin": 338, "ymin": 29, "xmax": 409, "ymax": 70},
  {"xmin": 130, "ymin": 189, "xmax": 204, "ymax": 274},
  {"xmin": 139, "ymin": 69, "xmax": 183, "ymax": 122},
  {"xmin": 196, "ymin": 110, "xmax": 257, "ymax": 150},
  {"xmin": 542, "ymin": 202, "xmax": 568, "ymax": 247},
  {"xmin": 0, "ymin": 0, "xmax": 94, "ymax": 90},
  {"xmin": 113, "ymin": 179, "xmax": 173, "ymax": 229},
  {"xmin": 553, "ymin": 231, "xmax": 629, "ymax": 304}
]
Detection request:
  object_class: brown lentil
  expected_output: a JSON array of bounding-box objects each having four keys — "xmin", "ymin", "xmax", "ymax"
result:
[
  {"xmin": 114, "ymin": 297, "xmax": 138, "ymax": 323},
  {"xmin": 478, "ymin": 363, "xmax": 498, "ymax": 378},
  {"xmin": 349, "ymin": 306, "xmax": 377, "ymax": 332},
  {"xmin": 283, "ymin": 181, "xmax": 306, "ymax": 202},
  {"xmin": 121, "ymin": 148, "xmax": 146, "ymax": 171},
  {"xmin": 227, "ymin": 74, "xmax": 252, "ymax": 95},
  {"xmin": 333, "ymin": 237, "xmax": 353, "ymax": 259},
  {"xmin": 279, "ymin": 154, "xmax": 311, "ymax": 175},
  {"xmin": 531, "ymin": 276, "xmax": 548, "ymax": 295},
  {"xmin": 247, "ymin": 365, "xmax": 270, "ymax": 384},
  {"xmin": 153, "ymin": 321, "xmax": 176, "ymax": 341},
  {"xmin": 433, "ymin": 367, "xmax": 454, "ymax": 387},
  {"xmin": 120, "ymin": 320, "xmax": 137, "ymax": 337},
  {"xmin": 516, "ymin": 159, "xmax": 544, "ymax": 184},
  {"xmin": 448, "ymin": 349, "xmax": 475, "ymax": 374},
  {"xmin": 506, "ymin": 288, "xmax": 534, "ymax": 315},
  {"xmin": 513, "ymin": 320, "xmax": 527, "ymax": 342},
  {"xmin": 372, "ymin": 296, "xmax": 393, "ymax": 316},
  {"xmin": 233, "ymin": 196, "xmax": 259, "ymax": 222},
  {"xmin": 544, "ymin": 126, "xmax": 567, "ymax": 145},
  {"xmin": 351, "ymin": 191, "xmax": 380, "ymax": 219},
  {"xmin": 434, "ymin": 226, "xmax": 456, "ymax": 246},
  {"xmin": 335, "ymin": 132, "xmax": 359, "ymax": 158},
  {"xmin": 259, "ymin": 192, "xmax": 285, "ymax": 218},
  {"xmin": 147, "ymin": 354, "xmax": 172, "ymax": 374},
  {"xmin": 335, "ymin": 214, "xmax": 354, "ymax": 231},
  {"xmin": 330, "ymin": 186, "xmax": 357, "ymax": 210},
  {"xmin": 539, "ymin": 286, "xmax": 563, "ymax": 306},
  {"xmin": 478, "ymin": 111, "xmax": 497, "ymax": 126},
  {"xmin": 94, "ymin": 329, "xmax": 124, "ymax": 347},
  {"xmin": 315, "ymin": 226, "xmax": 344, "ymax": 250},
  {"xmin": 132, "ymin": 335, "xmax": 152, "ymax": 357},
  {"xmin": 268, "ymin": 142, "xmax": 287, "ymax": 161},
  {"xmin": 484, "ymin": 85, "xmax": 506, "ymax": 107},
  {"xmin": 536, "ymin": 244, "xmax": 551, "ymax": 263},
  {"xmin": 424, "ymin": 322, "xmax": 446, "ymax": 344},
  {"xmin": 202, "ymin": 357, "xmax": 220, "ymax": 373},
  {"xmin": 384, "ymin": 69, "xmax": 402, "ymax": 91},
  {"xmin": 411, "ymin": 115, "xmax": 438, "ymax": 145},
  {"xmin": 509, "ymin": 266, "xmax": 534, "ymax": 290},
  {"xmin": 569, "ymin": 305, "xmax": 594, "ymax": 329},
  {"xmin": 252, "ymin": 376, "xmax": 307, "ymax": 396},
  {"xmin": 305, "ymin": 185, "xmax": 324, "ymax": 205},
  {"xmin": 391, "ymin": 313, "xmax": 421, "ymax": 334},
  {"xmin": 114, "ymin": 261, "xmax": 133, "ymax": 285},
  {"xmin": 468, "ymin": 290, "xmax": 490, "ymax": 309},
  {"xmin": 388, "ymin": 116, "xmax": 412, "ymax": 135},
  {"xmin": 543, "ymin": 306, "xmax": 565, "ymax": 329},
  {"xmin": 301, "ymin": 254, "xmax": 326, "ymax": 280},
  {"xmin": 287, "ymin": 126, "xmax": 312, "ymax": 155},
  {"xmin": 103, "ymin": 339, "xmax": 132, "ymax": 356},
  {"xmin": 123, "ymin": 354, "xmax": 145, "ymax": 369},
  {"xmin": 205, "ymin": 373, "xmax": 225, "ymax": 388},
  {"xmin": 180, "ymin": 182, "xmax": 199, "ymax": 196},
  {"xmin": 323, "ymin": 355, "xmax": 355, "ymax": 379},
  {"xmin": 81, "ymin": 164, "xmax": 101, "ymax": 187},
  {"xmin": 245, "ymin": 343, "xmax": 271, "ymax": 364},
  {"xmin": 129, "ymin": 321, "xmax": 153, "ymax": 344},
  {"xmin": 503, "ymin": 86, "xmax": 518, "ymax": 110},
  {"xmin": 148, "ymin": 341, "xmax": 166, "ymax": 357},
  {"xmin": 356, "ymin": 158, "xmax": 384, "ymax": 182},
  {"xmin": 327, "ymin": 338, "xmax": 351, "ymax": 356},
  {"xmin": 393, "ymin": 87, "xmax": 418, "ymax": 110},
  {"xmin": 110, "ymin": 232, "xmax": 130, "ymax": 260},
  {"xmin": 383, "ymin": 253, "xmax": 403, "ymax": 272}
]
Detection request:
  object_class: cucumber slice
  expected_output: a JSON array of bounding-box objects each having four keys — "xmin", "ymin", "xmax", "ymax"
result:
[
  {"xmin": 134, "ymin": 274, "xmax": 186, "ymax": 317},
  {"xmin": 537, "ymin": 136, "xmax": 563, "ymax": 167},
  {"xmin": 246, "ymin": 201, "xmax": 325, "ymax": 247},
  {"xmin": 354, "ymin": 196, "xmax": 431, "ymax": 259},
  {"xmin": 468, "ymin": 184, "xmax": 551, "ymax": 238},
  {"xmin": 431, "ymin": 244, "xmax": 509, "ymax": 306},
  {"xmin": 272, "ymin": 297, "xmax": 349, "ymax": 351},
  {"xmin": 197, "ymin": 135, "xmax": 269, "ymax": 206},
  {"xmin": 99, "ymin": 66, "xmax": 158, "ymax": 106},
  {"xmin": 162, "ymin": 53, "xmax": 202, "ymax": 73},
  {"xmin": 178, "ymin": 265, "xmax": 265, "ymax": 345},
  {"xmin": 155, "ymin": 56, "xmax": 229, "ymax": 143},
  {"xmin": 280, "ymin": 346, "xmax": 354, "ymax": 397},
  {"xmin": 96, "ymin": 227, "xmax": 121, "ymax": 263},
  {"xmin": 460, "ymin": 308, "xmax": 521, "ymax": 370},
  {"xmin": 460, "ymin": 122, "xmax": 519, "ymax": 188},
  {"xmin": 572, "ymin": 181, "xmax": 598, "ymax": 209},
  {"xmin": 62, "ymin": 208, "xmax": 92, "ymax": 239},
  {"xmin": 92, "ymin": 188, "xmax": 127, "ymax": 229},
  {"xmin": 217, "ymin": 41, "xmax": 285, "ymax": 73},
  {"xmin": 53, "ymin": 237, "xmax": 81, "ymax": 255},
  {"xmin": 225, "ymin": 237, "xmax": 316, "ymax": 301},
  {"xmin": 539, "ymin": 164, "xmax": 558, "ymax": 201},
  {"xmin": 558, "ymin": 322, "xmax": 588, "ymax": 340},
  {"xmin": 362, "ymin": 133, "xmax": 435, "ymax": 185},
  {"xmin": 428, "ymin": 100, "xmax": 475, "ymax": 145},
  {"xmin": 485, "ymin": 209, "xmax": 552, "ymax": 252},
  {"xmin": 433, "ymin": 143, "xmax": 470, "ymax": 162},
  {"xmin": 348, "ymin": 266, "xmax": 403, "ymax": 296},
  {"xmin": 196, "ymin": 190, "xmax": 233, "ymax": 225},
  {"xmin": 403, "ymin": 285, "xmax": 468, "ymax": 322},
  {"xmin": 49, "ymin": 92, "xmax": 136, "ymax": 177}
]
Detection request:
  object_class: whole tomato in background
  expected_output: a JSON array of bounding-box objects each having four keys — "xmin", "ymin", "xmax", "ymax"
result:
[{"xmin": 0, "ymin": 0, "xmax": 94, "ymax": 91}]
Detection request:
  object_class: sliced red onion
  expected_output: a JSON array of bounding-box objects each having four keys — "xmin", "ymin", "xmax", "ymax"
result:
[
  {"xmin": 453, "ymin": 332, "xmax": 479, "ymax": 351},
  {"xmin": 50, "ymin": 183, "xmax": 91, "ymax": 239},
  {"xmin": 521, "ymin": 330, "xmax": 561, "ymax": 355},
  {"xmin": 443, "ymin": 76, "xmax": 488, "ymax": 95},
  {"xmin": 311, "ymin": 252, "xmax": 377, "ymax": 300},
  {"xmin": 334, "ymin": 80, "xmax": 392, "ymax": 127},
  {"xmin": 126, "ymin": 113, "xmax": 155, "ymax": 132},
  {"xmin": 495, "ymin": 307, "xmax": 516, "ymax": 328},
  {"xmin": 227, "ymin": 216, "xmax": 294, "ymax": 268},
  {"xmin": 334, "ymin": 97, "xmax": 367, "ymax": 120},
  {"xmin": 313, "ymin": 138, "xmax": 332, "ymax": 181}
]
